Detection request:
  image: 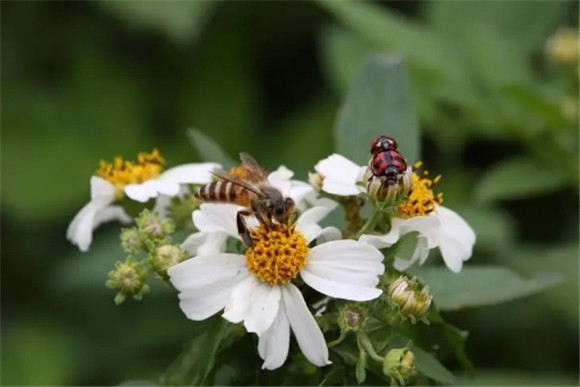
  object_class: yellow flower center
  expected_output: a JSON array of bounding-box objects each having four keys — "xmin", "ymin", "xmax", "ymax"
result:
[
  {"xmin": 96, "ymin": 149, "xmax": 165, "ymax": 186},
  {"xmin": 398, "ymin": 161, "xmax": 443, "ymax": 217},
  {"xmin": 245, "ymin": 223, "xmax": 309, "ymax": 285}
]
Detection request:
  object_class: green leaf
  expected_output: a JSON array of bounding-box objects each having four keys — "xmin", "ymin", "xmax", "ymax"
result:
[
  {"xmin": 162, "ymin": 318, "xmax": 229, "ymax": 386},
  {"xmin": 411, "ymin": 266, "xmax": 564, "ymax": 311},
  {"xmin": 319, "ymin": 366, "xmax": 345, "ymax": 386},
  {"xmin": 100, "ymin": 1, "xmax": 218, "ymax": 44},
  {"xmin": 427, "ymin": 1, "xmax": 568, "ymax": 55},
  {"xmin": 474, "ymin": 157, "xmax": 568, "ymax": 203},
  {"xmin": 411, "ymin": 344, "xmax": 456, "ymax": 385},
  {"xmin": 187, "ymin": 128, "xmax": 236, "ymax": 169},
  {"xmin": 457, "ymin": 369, "xmax": 580, "ymax": 386},
  {"xmin": 334, "ymin": 54, "xmax": 420, "ymax": 165}
]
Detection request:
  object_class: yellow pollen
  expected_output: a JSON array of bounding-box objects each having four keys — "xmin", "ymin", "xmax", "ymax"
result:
[
  {"xmin": 398, "ymin": 163, "xmax": 443, "ymax": 218},
  {"xmin": 245, "ymin": 223, "xmax": 309, "ymax": 285},
  {"xmin": 96, "ymin": 149, "xmax": 164, "ymax": 186}
]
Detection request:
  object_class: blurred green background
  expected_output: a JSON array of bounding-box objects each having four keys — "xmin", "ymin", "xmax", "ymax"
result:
[{"xmin": 2, "ymin": 1, "xmax": 579, "ymax": 385}]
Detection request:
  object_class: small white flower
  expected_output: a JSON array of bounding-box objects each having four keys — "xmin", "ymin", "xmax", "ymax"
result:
[
  {"xmin": 169, "ymin": 205, "xmax": 384, "ymax": 370},
  {"xmin": 67, "ymin": 149, "xmax": 220, "ymax": 252},
  {"xmin": 312, "ymin": 154, "xmax": 476, "ymax": 273}
]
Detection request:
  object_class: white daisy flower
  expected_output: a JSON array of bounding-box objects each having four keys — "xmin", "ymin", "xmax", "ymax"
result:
[
  {"xmin": 169, "ymin": 204, "xmax": 384, "ymax": 370},
  {"xmin": 313, "ymin": 154, "xmax": 476, "ymax": 273},
  {"xmin": 67, "ymin": 149, "xmax": 220, "ymax": 252}
]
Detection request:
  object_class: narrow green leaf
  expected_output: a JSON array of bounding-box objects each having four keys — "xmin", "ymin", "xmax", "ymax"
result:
[
  {"xmin": 474, "ymin": 157, "xmax": 567, "ymax": 203},
  {"xmin": 187, "ymin": 128, "xmax": 236, "ymax": 169},
  {"xmin": 411, "ymin": 344, "xmax": 456, "ymax": 385},
  {"xmin": 334, "ymin": 54, "xmax": 420, "ymax": 165},
  {"xmin": 162, "ymin": 318, "xmax": 229, "ymax": 386},
  {"xmin": 412, "ymin": 266, "xmax": 564, "ymax": 311}
]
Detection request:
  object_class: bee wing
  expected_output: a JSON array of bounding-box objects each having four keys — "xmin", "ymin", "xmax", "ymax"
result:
[
  {"xmin": 210, "ymin": 169, "xmax": 266, "ymax": 198},
  {"xmin": 239, "ymin": 152, "xmax": 270, "ymax": 182}
]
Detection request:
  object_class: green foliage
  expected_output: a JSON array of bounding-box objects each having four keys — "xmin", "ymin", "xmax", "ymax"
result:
[
  {"xmin": 411, "ymin": 344, "xmax": 456, "ymax": 386},
  {"xmin": 161, "ymin": 318, "xmax": 229, "ymax": 386},
  {"xmin": 412, "ymin": 266, "xmax": 564, "ymax": 311},
  {"xmin": 334, "ymin": 54, "xmax": 420, "ymax": 165},
  {"xmin": 187, "ymin": 128, "xmax": 237, "ymax": 169},
  {"xmin": 474, "ymin": 157, "xmax": 568, "ymax": 203}
]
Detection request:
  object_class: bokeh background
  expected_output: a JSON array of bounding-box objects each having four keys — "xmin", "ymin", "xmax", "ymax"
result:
[{"xmin": 2, "ymin": 1, "xmax": 579, "ymax": 385}]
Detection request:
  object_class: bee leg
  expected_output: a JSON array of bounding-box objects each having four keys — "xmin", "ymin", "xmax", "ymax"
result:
[
  {"xmin": 250, "ymin": 199, "xmax": 270, "ymax": 229},
  {"xmin": 237, "ymin": 210, "xmax": 253, "ymax": 247}
]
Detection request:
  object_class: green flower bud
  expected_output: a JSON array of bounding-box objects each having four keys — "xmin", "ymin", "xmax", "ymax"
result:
[
  {"xmin": 120, "ymin": 227, "xmax": 144, "ymax": 253},
  {"xmin": 136, "ymin": 209, "xmax": 174, "ymax": 244},
  {"xmin": 383, "ymin": 348, "xmax": 416, "ymax": 386},
  {"xmin": 338, "ymin": 304, "xmax": 367, "ymax": 332},
  {"xmin": 152, "ymin": 244, "xmax": 187, "ymax": 280},
  {"xmin": 106, "ymin": 258, "xmax": 150, "ymax": 305},
  {"xmin": 363, "ymin": 164, "xmax": 412, "ymax": 204},
  {"xmin": 168, "ymin": 193, "xmax": 199, "ymax": 232},
  {"xmin": 387, "ymin": 276, "xmax": 432, "ymax": 323}
]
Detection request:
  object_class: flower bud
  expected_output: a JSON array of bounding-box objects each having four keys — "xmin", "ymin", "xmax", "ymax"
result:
[
  {"xmin": 387, "ymin": 276, "xmax": 432, "ymax": 323},
  {"xmin": 152, "ymin": 244, "xmax": 187, "ymax": 280},
  {"xmin": 338, "ymin": 304, "xmax": 367, "ymax": 332},
  {"xmin": 136, "ymin": 209, "xmax": 175, "ymax": 244},
  {"xmin": 120, "ymin": 227, "xmax": 144, "ymax": 253},
  {"xmin": 383, "ymin": 348, "xmax": 416, "ymax": 386},
  {"xmin": 106, "ymin": 258, "xmax": 150, "ymax": 305},
  {"xmin": 545, "ymin": 27, "xmax": 579, "ymax": 65},
  {"xmin": 308, "ymin": 172, "xmax": 323, "ymax": 193},
  {"xmin": 363, "ymin": 165, "xmax": 412, "ymax": 204}
]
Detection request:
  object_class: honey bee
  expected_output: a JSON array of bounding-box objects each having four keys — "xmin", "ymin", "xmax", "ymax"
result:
[{"xmin": 195, "ymin": 153, "xmax": 295, "ymax": 247}]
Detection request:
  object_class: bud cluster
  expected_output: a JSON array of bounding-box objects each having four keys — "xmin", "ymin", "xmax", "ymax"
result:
[
  {"xmin": 109, "ymin": 209, "xmax": 187, "ymax": 304},
  {"xmin": 387, "ymin": 275, "xmax": 433, "ymax": 323}
]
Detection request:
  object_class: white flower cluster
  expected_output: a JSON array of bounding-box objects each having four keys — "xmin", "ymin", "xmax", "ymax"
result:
[{"xmin": 67, "ymin": 150, "xmax": 475, "ymax": 370}]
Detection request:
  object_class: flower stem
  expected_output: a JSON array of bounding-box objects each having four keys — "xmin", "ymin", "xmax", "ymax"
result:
[
  {"xmin": 327, "ymin": 330, "xmax": 348, "ymax": 348},
  {"xmin": 357, "ymin": 332, "xmax": 384, "ymax": 363},
  {"xmin": 354, "ymin": 207, "xmax": 384, "ymax": 239}
]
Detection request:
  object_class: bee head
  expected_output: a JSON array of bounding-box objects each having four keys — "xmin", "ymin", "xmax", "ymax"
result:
[
  {"xmin": 370, "ymin": 135, "xmax": 398, "ymax": 155},
  {"xmin": 272, "ymin": 197, "xmax": 295, "ymax": 224}
]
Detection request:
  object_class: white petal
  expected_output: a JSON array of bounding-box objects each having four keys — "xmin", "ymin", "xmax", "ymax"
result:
[
  {"xmin": 314, "ymin": 154, "xmax": 365, "ymax": 196},
  {"xmin": 302, "ymin": 240, "xmax": 384, "ymax": 301},
  {"xmin": 433, "ymin": 206, "xmax": 476, "ymax": 273},
  {"xmin": 321, "ymin": 181, "xmax": 361, "ymax": 197},
  {"xmin": 282, "ymin": 284, "xmax": 330, "ymax": 367},
  {"xmin": 296, "ymin": 206, "xmax": 334, "ymax": 229},
  {"xmin": 288, "ymin": 181, "xmax": 315, "ymax": 205},
  {"xmin": 90, "ymin": 176, "xmax": 115, "ymax": 202},
  {"xmin": 94, "ymin": 205, "xmax": 131, "ymax": 227},
  {"xmin": 316, "ymin": 226, "xmax": 342, "ymax": 244},
  {"xmin": 180, "ymin": 232, "xmax": 228, "ymax": 257},
  {"xmin": 124, "ymin": 180, "xmax": 159, "ymax": 202},
  {"xmin": 159, "ymin": 162, "xmax": 221, "ymax": 185},
  {"xmin": 180, "ymin": 232, "xmax": 208, "ymax": 256},
  {"xmin": 295, "ymin": 206, "xmax": 335, "ymax": 243},
  {"xmin": 168, "ymin": 253, "xmax": 248, "ymax": 320},
  {"xmin": 268, "ymin": 165, "xmax": 294, "ymax": 182},
  {"xmin": 192, "ymin": 203, "xmax": 242, "ymax": 239},
  {"xmin": 258, "ymin": 305, "xmax": 290, "ymax": 370},
  {"xmin": 153, "ymin": 194, "xmax": 172, "ymax": 218},
  {"xmin": 66, "ymin": 202, "xmax": 100, "ymax": 252},
  {"xmin": 314, "ymin": 154, "xmax": 361, "ymax": 183},
  {"xmin": 154, "ymin": 180, "xmax": 181, "ymax": 197},
  {"xmin": 223, "ymin": 277, "xmax": 282, "ymax": 335}
]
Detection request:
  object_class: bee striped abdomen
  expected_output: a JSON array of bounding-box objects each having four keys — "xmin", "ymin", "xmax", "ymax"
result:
[{"xmin": 196, "ymin": 181, "xmax": 251, "ymax": 206}]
